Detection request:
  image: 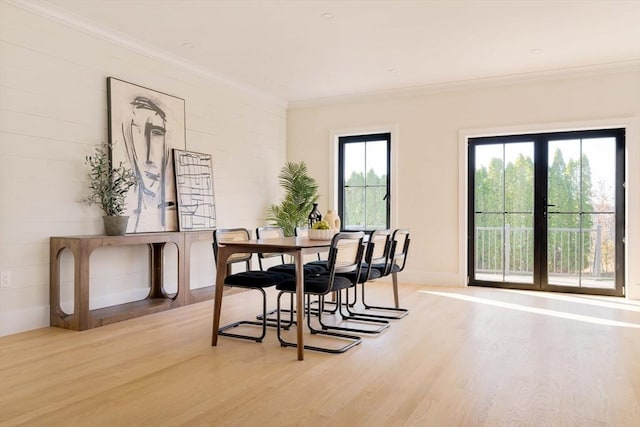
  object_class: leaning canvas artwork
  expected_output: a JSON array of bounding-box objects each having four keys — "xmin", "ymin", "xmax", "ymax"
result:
[
  {"xmin": 173, "ymin": 149, "xmax": 216, "ymax": 230},
  {"xmin": 107, "ymin": 77, "xmax": 186, "ymax": 233}
]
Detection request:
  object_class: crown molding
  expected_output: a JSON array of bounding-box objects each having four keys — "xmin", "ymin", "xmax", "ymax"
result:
[
  {"xmin": 8, "ymin": 0, "xmax": 639, "ymax": 111},
  {"xmin": 289, "ymin": 60, "xmax": 640, "ymax": 110},
  {"xmin": 7, "ymin": 0, "xmax": 288, "ymax": 108}
]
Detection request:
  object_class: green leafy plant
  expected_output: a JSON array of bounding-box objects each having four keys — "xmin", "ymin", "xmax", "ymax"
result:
[
  {"xmin": 85, "ymin": 144, "xmax": 138, "ymax": 216},
  {"xmin": 266, "ymin": 161, "xmax": 319, "ymax": 236}
]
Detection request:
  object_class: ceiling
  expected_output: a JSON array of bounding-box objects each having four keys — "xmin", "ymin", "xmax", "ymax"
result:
[{"xmin": 23, "ymin": 0, "xmax": 640, "ymax": 103}]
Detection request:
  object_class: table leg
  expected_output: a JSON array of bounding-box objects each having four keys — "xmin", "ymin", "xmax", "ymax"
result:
[
  {"xmin": 294, "ymin": 251, "xmax": 304, "ymax": 360},
  {"xmin": 211, "ymin": 245, "xmax": 230, "ymax": 346},
  {"xmin": 392, "ymin": 272, "xmax": 400, "ymax": 308}
]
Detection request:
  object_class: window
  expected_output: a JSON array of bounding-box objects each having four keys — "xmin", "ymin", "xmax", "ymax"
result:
[{"xmin": 338, "ymin": 133, "xmax": 391, "ymax": 230}]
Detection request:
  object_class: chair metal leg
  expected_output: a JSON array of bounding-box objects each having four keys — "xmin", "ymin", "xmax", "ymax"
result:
[
  {"xmin": 218, "ymin": 287, "xmax": 273, "ymax": 342},
  {"xmin": 276, "ymin": 291, "xmax": 361, "ymax": 354},
  {"xmin": 315, "ymin": 291, "xmax": 390, "ymax": 335},
  {"xmin": 359, "ymin": 280, "xmax": 409, "ymax": 320},
  {"xmin": 257, "ymin": 293, "xmax": 296, "ymax": 329}
]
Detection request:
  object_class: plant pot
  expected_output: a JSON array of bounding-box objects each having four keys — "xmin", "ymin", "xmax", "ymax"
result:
[{"xmin": 103, "ymin": 216, "xmax": 129, "ymax": 236}]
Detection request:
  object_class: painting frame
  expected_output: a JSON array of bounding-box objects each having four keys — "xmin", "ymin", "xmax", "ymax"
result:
[
  {"xmin": 107, "ymin": 77, "xmax": 186, "ymax": 233},
  {"xmin": 173, "ymin": 149, "xmax": 217, "ymax": 231}
]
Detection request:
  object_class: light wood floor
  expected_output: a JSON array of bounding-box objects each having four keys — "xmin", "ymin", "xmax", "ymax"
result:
[{"xmin": 1, "ymin": 282, "xmax": 639, "ymax": 426}]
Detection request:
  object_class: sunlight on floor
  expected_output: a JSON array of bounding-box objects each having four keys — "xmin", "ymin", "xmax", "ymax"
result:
[
  {"xmin": 420, "ymin": 290, "xmax": 640, "ymax": 328},
  {"xmin": 502, "ymin": 288, "xmax": 640, "ymax": 312}
]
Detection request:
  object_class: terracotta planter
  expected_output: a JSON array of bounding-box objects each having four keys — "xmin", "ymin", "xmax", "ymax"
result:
[{"xmin": 103, "ymin": 216, "xmax": 129, "ymax": 236}]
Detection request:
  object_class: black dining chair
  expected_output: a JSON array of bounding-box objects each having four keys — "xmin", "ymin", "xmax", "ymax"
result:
[
  {"xmin": 254, "ymin": 226, "xmax": 324, "ymax": 325},
  {"xmin": 255, "ymin": 226, "xmax": 326, "ymax": 276},
  {"xmin": 212, "ymin": 228, "xmax": 291, "ymax": 342},
  {"xmin": 275, "ymin": 231, "xmax": 366, "ymax": 354},
  {"xmin": 360, "ymin": 228, "xmax": 410, "ymax": 318},
  {"xmin": 337, "ymin": 229, "xmax": 397, "ymax": 318}
]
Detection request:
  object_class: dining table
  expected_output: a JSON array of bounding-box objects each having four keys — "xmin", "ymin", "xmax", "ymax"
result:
[{"xmin": 211, "ymin": 236, "xmax": 332, "ymax": 360}]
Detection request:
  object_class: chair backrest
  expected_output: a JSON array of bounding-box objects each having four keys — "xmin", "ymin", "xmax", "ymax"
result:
[
  {"xmin": 388, "ymin": 228, "xmax": 410, "ymax": 274},
  {"xmin": 255, "ymin": 226, "xmax": 286, "ymax": 270},
  {"xmin": 212, "ymin": 228, "xmax": 252, "ymax": 268},
  {"xmin": 326, "ymin": 232, "xmax": 365, "ymax": 286},
  {"xmin": 256, "ymin": 226, "xmax": 284, "ymax": 240},
  {"xmin": 365, "ymin": 229, "xmax": 392, "ymax": 280},
  {"xmin": 366, "ymin": 229, "xmax": 391, "ymax": 264}
]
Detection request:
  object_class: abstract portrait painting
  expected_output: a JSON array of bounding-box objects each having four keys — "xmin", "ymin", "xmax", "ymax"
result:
[
  {"xmin": 107, "ymin": 77, "xmax": 186, "ymax": 233},
  {"xmin": 173, "ymin": 150, "xmax": 216, "ymax": 230}
]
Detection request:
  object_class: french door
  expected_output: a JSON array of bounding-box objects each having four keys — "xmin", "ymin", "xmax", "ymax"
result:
[{"xmin": 468, "ymin": 129, "xmax": 625, "ymax": 296}]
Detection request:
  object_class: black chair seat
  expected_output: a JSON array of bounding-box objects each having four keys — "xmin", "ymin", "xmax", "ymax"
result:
[
  {"xmin": 370, "ymin": 263, "xmax": 400, "ymax": 274},
  {"xmin": 267, "ymin": 263, "xmax": 326, "ymax": 276},
  {"xmin": 337, "ymin": 265, "xmax": 382, "ymax": 283},
  {"xmin": 224, "ymin": 271, "xmax": 291, "ymax": 288},
  {"xmin": 276, "ymin": 274, "xmax": 353, "ymax": 294},
  {"xmin": 369, "ymin": 262, "xmax": 385, "ymax": 270},
  {"xmin": 306, "ymin": 260, "xmax": 328, "ymax": 270}
]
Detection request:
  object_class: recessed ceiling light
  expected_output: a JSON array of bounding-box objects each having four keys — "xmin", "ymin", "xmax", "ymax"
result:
[
  {"xmin": 321, "ymin": 12, "xmax": 334, "ymax": 19},
  {"xmin": 183, "ymin": 42, "xmax": 194, "ymax": 48},
  {"xmin": 530, "ymin": 48, "xmax": 543, "ymax": 54},
  {"xmin": 387, "ymin": 68, "xmax": 398, "ymax": 73}
]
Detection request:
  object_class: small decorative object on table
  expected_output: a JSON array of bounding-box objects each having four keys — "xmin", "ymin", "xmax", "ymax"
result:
[
  {"xmin": 308, "ymin": 220, "xmax": 336, "ymax": 240},
  {"xmin": 324, "ymin": 209, "xmax": 341, "ymax": 231},
  {"xmin": 85, "ymin": 143, "xmax": 138, "ymax": 236},
  {"xmin": 308, "ymin": 203, "xmax": 322, "ymax": 228}
]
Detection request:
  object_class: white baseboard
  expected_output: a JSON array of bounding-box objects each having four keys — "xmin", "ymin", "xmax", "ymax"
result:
[
  {"xmin": 374, "ymin": 270, "xmax": 463, "ymax": 287},
  {"xmin": 0, "ymin": 305, "xmax": 49, "ymax": 337}
]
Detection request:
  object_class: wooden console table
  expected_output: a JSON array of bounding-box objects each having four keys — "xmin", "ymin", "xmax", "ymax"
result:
[{"xmin": 50, "ymin": 231, "xmax": 213, "ymax": 331}]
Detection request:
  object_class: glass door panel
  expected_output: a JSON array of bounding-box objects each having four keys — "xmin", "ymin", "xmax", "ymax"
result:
[
  {"xmin": 546, "ymin": 137, "xmax": 617, "ymax": 290},
  {"xmin": 505, "ymin": 213, "xmax": 534, "ymax": 283},
  {"xmin": 473, "ymin": 141, "xmax": 534, "ymax": 285}
]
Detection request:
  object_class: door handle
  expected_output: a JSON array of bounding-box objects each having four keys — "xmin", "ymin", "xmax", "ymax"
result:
[{"xmin": 543, "ymin": 199, "xmax": 556, "ymax": 217}]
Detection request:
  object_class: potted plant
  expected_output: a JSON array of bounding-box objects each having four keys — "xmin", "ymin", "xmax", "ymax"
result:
[
  {"xmin": 266, "ymin": 161, "xmax": 319, "ymax": 237},
  {"xmin": 85, "ymin": 143, "xmax": 138, "ymax": 236}
]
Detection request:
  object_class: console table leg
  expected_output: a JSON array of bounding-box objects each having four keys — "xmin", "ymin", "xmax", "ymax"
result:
[{"xmin": 149, "ymin": 242, "xmax": 166, "ymax": 298}]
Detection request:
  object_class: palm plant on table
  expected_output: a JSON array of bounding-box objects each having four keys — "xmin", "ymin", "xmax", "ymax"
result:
[{"xmin": 266, "ymin": 161, "xmax": 319, "ymax": 237}]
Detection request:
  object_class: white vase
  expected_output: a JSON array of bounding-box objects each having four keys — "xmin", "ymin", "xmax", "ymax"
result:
[{"xmin": 324, "ymin": 209, "xmax": 341, "ymax": 231}]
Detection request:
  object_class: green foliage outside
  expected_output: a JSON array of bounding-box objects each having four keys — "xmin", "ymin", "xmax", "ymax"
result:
[
  {"xmin": 343, "ymin": 169, "xmax": 387, "ymax": 229},
  {"xmin": 266, "ymin": 162, "xmax": 319, "ymax": 237},
  {"xmin": 475, "ymin": 148, "xmax": 594, "ymax": 275}
]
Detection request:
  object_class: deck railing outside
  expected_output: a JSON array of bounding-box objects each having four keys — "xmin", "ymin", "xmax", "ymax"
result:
[{"xmin": 475, "ymin": 225, "xmax": 612, "ymax": 278}]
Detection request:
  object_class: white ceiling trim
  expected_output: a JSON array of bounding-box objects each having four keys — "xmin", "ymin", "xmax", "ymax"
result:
[
  {"xmin": 8, "ymin": 0, "xmax": 288, "ymax": 107},
  {"xmin": 289, "ymin": 60, "xmax": 640, "ymax": 110},
  {"xmin": 8, "ymin": 0, "xmax": 640, "ymax": 110}
]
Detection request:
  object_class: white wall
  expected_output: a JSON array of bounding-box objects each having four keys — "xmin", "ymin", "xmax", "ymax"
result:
[
  {"xmin": 288, "ymin": 67, "xmax": 640, "ymax": 300},
  {"xmin": 0, "ymin": 2, "xmax": 287, "ymax": 336}
]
